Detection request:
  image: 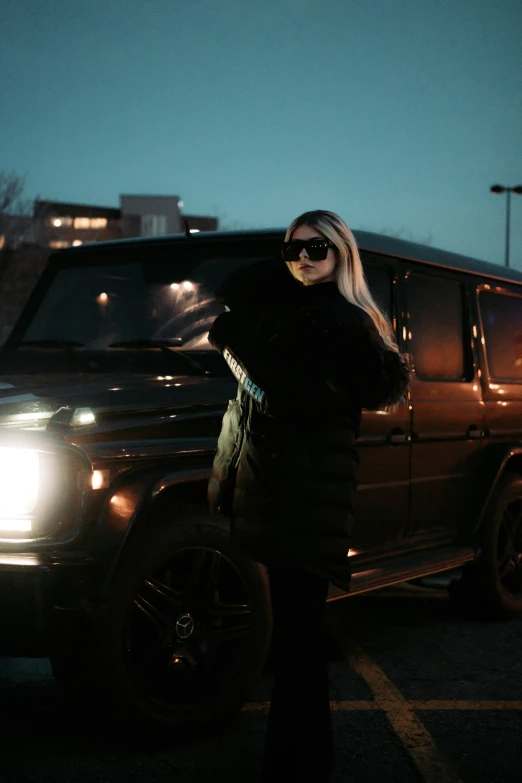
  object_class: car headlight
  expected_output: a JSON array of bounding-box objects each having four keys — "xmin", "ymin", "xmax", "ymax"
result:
[
  {"xmin": 0, "ymin": 448, "xmax": 39, "ymax": 531},
  {"xmin": 0, "ymin": 444, "xmax": 89, "ymax": 543}
]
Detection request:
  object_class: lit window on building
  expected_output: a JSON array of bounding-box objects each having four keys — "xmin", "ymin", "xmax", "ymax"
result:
[
  {"xmin": 74, "ymin": 217, "xmax": 91, "ymax": 229},
  {"xmin": 72, "ymin": 240, "xmax": 83, "ymax": 246},
  {"xmin": 51, "ymin": 216, "xmax": 73, "ymax": 228},
  {"xmin": 49, "ymin": 240, "xmax": 70, "ymax": 249},
  {"xmin": 73, "ymin": 217, "xmax": 108, "ymax": 229}
]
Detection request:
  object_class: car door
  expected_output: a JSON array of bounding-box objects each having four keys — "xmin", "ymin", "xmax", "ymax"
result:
[
  {"xmin": 405, "ymin": 268, "xmax": 484, "ymax": 540},
  {"xmin": 351, "ymin": 255, "xmax": 411, "ymax": 549}
]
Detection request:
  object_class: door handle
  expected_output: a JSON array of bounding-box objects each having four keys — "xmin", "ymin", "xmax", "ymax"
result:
[
  {"xmin": 467, "ymin": 426, "xmax": 483, "ymax": 440},
  {"xmin": 388, "ymin": 430, "xmax": 411, "ymax": 444}
]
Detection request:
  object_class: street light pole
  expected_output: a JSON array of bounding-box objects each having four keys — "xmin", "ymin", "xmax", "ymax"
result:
[
  {"xmin": 490, "ymin": 184, "xmax": 522, "ymax": 268},
  {"xmin": 506, "ymin": 188, "xmax": 511, "ymax": 269}
]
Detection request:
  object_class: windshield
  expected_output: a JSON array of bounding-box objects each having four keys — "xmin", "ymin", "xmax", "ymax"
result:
[
  {"xmin": 0, "ymin": 243, "xmax": 281, "ymax": 374},
  {"xmin": 24, "ymin": 262, "xmax": 218, "ymax": 350}
]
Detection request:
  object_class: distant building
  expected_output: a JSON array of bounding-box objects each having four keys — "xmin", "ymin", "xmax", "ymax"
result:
[
  {"xmin": 120, "ymin": 194, "xmax": 182, "ymax": 237},
  {"xmin": 0, "ymin": 194, "xmax": 219, "ymax": 343},
  {"xmin": 34, "ymin": 200, "xmax": 122, "ymax": 249},
  {"xmin": 32, "ymin": 194, "xmax": 218, "ymax": 250}
]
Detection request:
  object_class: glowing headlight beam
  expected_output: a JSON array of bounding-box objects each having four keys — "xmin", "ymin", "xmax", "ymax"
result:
[
  {"xmin": 0, "ymin": 519, "xmax": 32, "ymax": 532},
  {"xmin": 73, "ymin": 408, "xmax": 96, "ymax": 425},
  {"xmin": 0, "ymin": 448, "xmax": 39, "ymax": 518}
]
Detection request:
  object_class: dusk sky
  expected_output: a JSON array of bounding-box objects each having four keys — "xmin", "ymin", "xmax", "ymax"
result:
[{"xmin": 1, "ymin": 0, "xmax": 521, "ymax": 267}]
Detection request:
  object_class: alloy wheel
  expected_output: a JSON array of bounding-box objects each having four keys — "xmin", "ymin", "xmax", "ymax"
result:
[
  {"xmin": 123, "ymin": 546, "xmax": 253, "ymax": 711},
  {"xmin": 497, "ymin": 497, "xmax": 522, "ymax": 599}
]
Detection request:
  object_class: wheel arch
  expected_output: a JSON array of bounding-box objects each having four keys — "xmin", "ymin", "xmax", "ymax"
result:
[
  {"xmin": 469, "ymin": 443, "xmax": 522, "ymax": 539},
  {"xmin": 89, "ymin": 464, "xmax": 217, "ymax": 596}
]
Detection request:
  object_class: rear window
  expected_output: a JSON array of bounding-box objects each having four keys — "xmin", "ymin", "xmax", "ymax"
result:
[{"xmin": 479, "ymin": 290, "xmax": 522, "ymax": 381}]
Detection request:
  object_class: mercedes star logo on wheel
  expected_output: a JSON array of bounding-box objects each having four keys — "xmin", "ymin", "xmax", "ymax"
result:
[{"xmin": 175, "ymin": 614, "xmax": 195, "ymax": 639}]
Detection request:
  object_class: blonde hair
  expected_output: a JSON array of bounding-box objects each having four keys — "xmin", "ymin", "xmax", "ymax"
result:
[{"xmin": 285, "ymin": 210, "xmax": 398, "ymax": 352}]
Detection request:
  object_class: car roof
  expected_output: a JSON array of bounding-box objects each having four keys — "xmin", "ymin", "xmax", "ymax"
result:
[{"xmin": 52, "ymin": 227, "xmax": 522, "ymax": 286}]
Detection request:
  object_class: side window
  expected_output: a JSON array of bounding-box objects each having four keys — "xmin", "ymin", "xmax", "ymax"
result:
[
  {"xmin": 364, "ymin": 263, "xmax": 393, "ymax": 320},
  {"xmin": 479, "ymin": 290, "xmax": 522, "ymax": 381},
  {"xmin": 407, "ymin": 273, "xmax": 469, "ymax": 381}
]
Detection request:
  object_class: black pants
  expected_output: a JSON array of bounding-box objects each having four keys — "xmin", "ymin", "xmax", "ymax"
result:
[{"xmin": 262, "ymin": 567, "xmax": 333, "ymax": 782}]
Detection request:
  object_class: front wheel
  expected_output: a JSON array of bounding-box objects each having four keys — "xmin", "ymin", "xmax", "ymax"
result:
[
  {"xmin": 448, "ymin": 472, "xmax": 522, "ymax": 619},
  {"xmin": 51, "ymin": 513, "xmax": 271, "ymax": 731}
]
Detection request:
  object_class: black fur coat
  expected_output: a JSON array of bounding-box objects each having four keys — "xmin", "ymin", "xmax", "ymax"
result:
[{"xmin": 207, "ymin": 268, "xmax": 409, "ymax": 590}]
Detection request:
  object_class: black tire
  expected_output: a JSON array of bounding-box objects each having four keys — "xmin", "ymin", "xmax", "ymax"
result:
[
  {"xmin": 51, "ymin": 509, "xmax": 271, "ymax": 732},
  {"xmin": 448, "ymin": 472, "xmax": 522, "ymax": 619}
]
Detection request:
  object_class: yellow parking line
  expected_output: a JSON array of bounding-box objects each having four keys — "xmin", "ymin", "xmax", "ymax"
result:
[
  {"xmin": 243, "ymin": 699, "xmax": 522, "ymax": 712},
  {"xmin": 328, "ymin": 615, "xmax": 464, "ymax": 783},
  {"xmin": 242, "ymin": 701, "xmax": 271, "ymax": 711},
  {"xmin": 409, "ymin": 700, "xmax": 522, "ymax": 711},
  {"xmin": 330, "ymin": 700, "xmax": 377, "ymax": 710},
  {"xmin": 241, "ymin": 701, "xmax": 376, "ymax": 712},
  {"xmin": 242, "ymin": 700, "xmax": 379, "ymax": 711}
]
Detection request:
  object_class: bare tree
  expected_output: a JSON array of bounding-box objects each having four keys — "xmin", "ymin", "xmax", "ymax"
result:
[
  {"xmin": 0, "ymin": 172, "xmax": 48, "ymax": 344},
  {"xmin": 0, "ymin": 171, "xmax": 26, "ymax": 212},
  {"xmin": 0, "ymin": 171, "xmax": 35, "ymax": 251},
  {"xmin": 210, "ymin": 205, "xmax": 250, "ymax": 232},
  {"xmin": 355, "ymin": 223, "xmax": 433, "ymax": 246}
]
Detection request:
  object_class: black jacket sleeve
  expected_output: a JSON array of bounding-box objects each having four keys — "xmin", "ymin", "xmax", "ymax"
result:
[
  {"xmin": 209, "ymin": 301, "xmax": 410, "ymax": 416},
  {"xmin": 208, "ymin": 309, "xmax": 350, "ymax": 417}
]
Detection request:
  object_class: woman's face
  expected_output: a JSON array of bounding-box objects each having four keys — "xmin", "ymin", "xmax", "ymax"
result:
[{"xmin": 288, "ymin": 224, "xmax": 337, "ymax": 286}]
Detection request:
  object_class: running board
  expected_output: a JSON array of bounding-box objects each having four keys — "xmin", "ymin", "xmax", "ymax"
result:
[{"xmin": 327, "ymin": 545, "xmax": 477, "ymax": 603}]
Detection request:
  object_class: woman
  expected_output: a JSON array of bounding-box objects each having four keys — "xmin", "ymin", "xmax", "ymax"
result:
[{"xmin": 207, "ymin": 210, "xmax": 409, "ymax": 781}]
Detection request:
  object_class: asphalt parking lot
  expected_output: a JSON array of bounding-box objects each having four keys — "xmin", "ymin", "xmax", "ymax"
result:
[{"xmin": 1, "ymin": 581, "xmax": 521, "ymax": 783}]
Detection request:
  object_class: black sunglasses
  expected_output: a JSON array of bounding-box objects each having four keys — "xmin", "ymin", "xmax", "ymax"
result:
[{"xmin": 281, "ymin": 239, "xmax": 334, "ymax": 262}]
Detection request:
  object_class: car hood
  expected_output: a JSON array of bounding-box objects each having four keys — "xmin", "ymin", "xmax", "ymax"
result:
[{"xmin": 0, "ymin": 372, "xmax": 234, "ymax": 433}]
